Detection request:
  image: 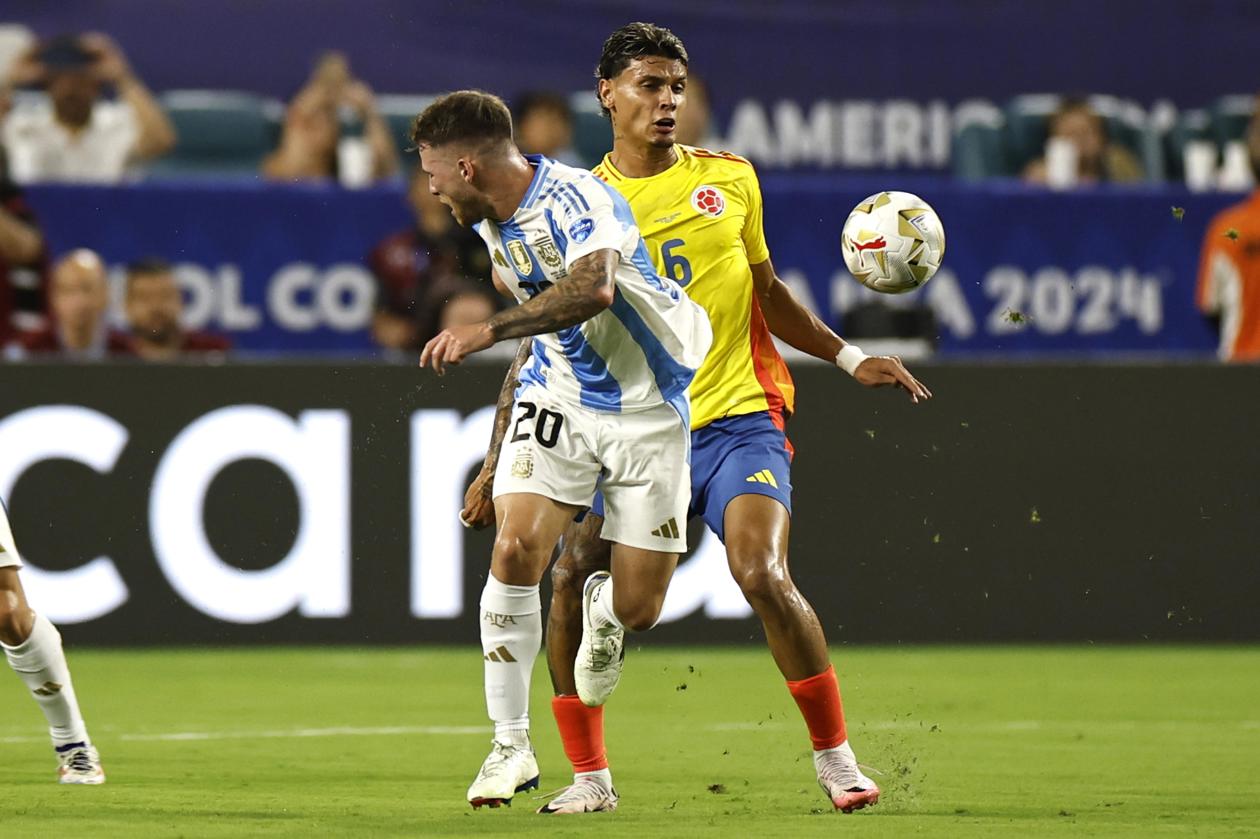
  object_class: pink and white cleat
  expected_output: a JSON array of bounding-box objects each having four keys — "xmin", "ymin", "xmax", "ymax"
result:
[
  {"xmin": 814, "ymin": 741, "xmax": 879, "ymax": 813},
  {"xmin": 537, "ymin": 769, "xmax": 619, "ymax": 814}
]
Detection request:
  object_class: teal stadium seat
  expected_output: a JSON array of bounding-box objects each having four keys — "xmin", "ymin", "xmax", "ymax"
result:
[
  {"xmin": 1211, "ymin": 94, "xmax": 1255, "ymax": 147},
  {"xmin": 1162, "ymin": 109, "xmax": 1210, "ymax": 182},
  {"xmin": 569, "ymin": 94, "xmax": 612, "ymax": 169},
  {"xmin": 951, "ymin": 102, "xmax": 1008, "ymax": 180},
  {"xmin": 147, "ymin": 90, "xmax": 283, "ymax": 178}
]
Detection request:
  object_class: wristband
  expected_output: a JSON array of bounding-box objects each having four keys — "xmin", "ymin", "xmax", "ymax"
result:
[{"xmin": 835, "ymin": 344, "xmax": 869, "ymax": 376}]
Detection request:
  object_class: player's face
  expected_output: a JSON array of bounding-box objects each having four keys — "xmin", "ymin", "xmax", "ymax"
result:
[
  {"xmin": 417, "ymin": 144, "xmax": 482, "ymax": 227},
  {"xmin": 602, "ymin": 57, "xmax": 687, "ymax": 150}
]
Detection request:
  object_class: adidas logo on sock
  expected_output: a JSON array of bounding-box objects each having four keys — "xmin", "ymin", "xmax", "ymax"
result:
[
  {"xmin": 33, "ymin": 681, "xmax": 63, "ymax": 697},
  {"xmin": 651, "ymin": 517, "xmax": 680, "ymax": 539},
  {"xmin": 745, "ymin": 469, "xmax": 778, "ymax": 488},
  {"xmin": 483, "ymin": 646, "xmax": 518, "ymax": 663}
]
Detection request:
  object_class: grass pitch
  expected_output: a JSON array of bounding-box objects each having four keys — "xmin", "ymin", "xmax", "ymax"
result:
[{"xmin": 1, "ymin": 646, "xmax": 1257, "ymax": 837}]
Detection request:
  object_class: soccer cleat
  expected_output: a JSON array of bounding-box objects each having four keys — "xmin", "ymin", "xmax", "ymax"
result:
[
  {"xmin": 467, "ymin": 739, "xmax": 540, "ymax": 809},
  {"xmin": 56, "ymin": 742, "xmax": 105, "ymax": 785},
  {"xmin": 574, "ymin": 571, "xmax": 624, "ymax": 707},
  {"xmin": 814, "ymin": 741, "xmax": 879, "ymax": 813},
  {"xmin": 537, "ymin": 770, "xmax": 619, "ymax": 814}
]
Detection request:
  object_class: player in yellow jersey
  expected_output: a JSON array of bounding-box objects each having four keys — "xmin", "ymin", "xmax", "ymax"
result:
[{"xmin": 461, "ymin": 23, "xmax": 931, "ymax": 815}]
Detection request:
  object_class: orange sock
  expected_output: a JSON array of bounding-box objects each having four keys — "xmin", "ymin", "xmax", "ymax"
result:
[
  {"xmin": 551, "ymin": 695, "xmax": 609, "ymax": 773},
  {"xmin": 786, "ymin": 665, "xmax": 848, "ymax": 751}
]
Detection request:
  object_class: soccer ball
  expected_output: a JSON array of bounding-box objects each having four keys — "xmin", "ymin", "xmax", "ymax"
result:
[{"xmin": 841, "ymin": 191, "xmax": 945, "ymax": 294}]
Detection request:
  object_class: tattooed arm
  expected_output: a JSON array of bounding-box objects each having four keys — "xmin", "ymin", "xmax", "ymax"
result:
[
  {"xmin": 459, "ymin": 337, "xmax": 532, "ymax": 529},
  {"xmin": 419, "ymin": 249, "xmax": 616, "ymax": 375}
]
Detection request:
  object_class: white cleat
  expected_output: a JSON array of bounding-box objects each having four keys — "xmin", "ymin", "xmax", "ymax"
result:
[
  {"xmin": 574, "ymin": 571, "xmax": 624, "ymax": 707},
  {"xmin": 815, "ymin": 741, "xmax": 879, "ymax": 813},
  {"xmin": 537, "ymin": 769, "xmax": 619, "ymax": 814},
  {"xmin": 467, "ymin": 739, "xmax": 540, "ymax": 809},
  {"xmin": 56, "ymin": 742, "xmax": 105, "ymax": 785}
]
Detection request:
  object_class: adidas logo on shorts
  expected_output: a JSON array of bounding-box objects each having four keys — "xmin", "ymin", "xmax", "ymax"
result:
[
  {"xmin": 745, "ymin": 469, "xmax": 778, "ymax": 488},
  {"xmin": 651, "ymin": 518, "xmax": 680, "ymax": 539}
]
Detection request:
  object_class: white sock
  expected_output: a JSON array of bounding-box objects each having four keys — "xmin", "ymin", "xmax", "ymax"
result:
[
  {"xmin": 479, "ymin": 575, "xmax": 541, "ymax": 746},
  {"xmin": 577, "ymin": 767, "xmax": 614, "ymax": 788},
  {"xmin": 2, "ymin": 612, "xmax": 89, "ymax": 748},
  {"xmin": 590, "ymin": 577, "xmax": 625, "ymax": 631}
]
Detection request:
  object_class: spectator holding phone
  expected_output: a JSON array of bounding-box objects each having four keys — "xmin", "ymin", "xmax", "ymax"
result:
[{"xmin": 0, "ymin": 33, "xmax": 176, "ymax": 183}]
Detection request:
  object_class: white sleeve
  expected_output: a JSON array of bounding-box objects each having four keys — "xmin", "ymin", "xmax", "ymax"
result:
[{"xmin": 556, "ymin": 177, "xmax": 636, "ymax": 269}]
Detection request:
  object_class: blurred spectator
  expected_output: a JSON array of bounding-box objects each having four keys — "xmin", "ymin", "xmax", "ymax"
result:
[
  {"xmin": 513, "ymin": 91, "xmax": 579, "ymax": 164},
  {"xmin": 262, "ymin": 52, "xmax": 398, "ymax": 185},
  {"xmin": 676, "ymin": 74, "xmax": 717, "ymax": 148},
  {"xmin": 124, "ymin": 257, "xmax": 231, "ymax": 360},
  {"xmin": 368, "ymin": 165, "xmax": 493, "ymax": 350},
  {"xmin": 426, "ymin": 278, "xmax": 499, "ymax": 338},
  {"xmin": 18, "ymin": 249, "xmax": 133, "ymax": 358},
  {"xmin": 1023, "ymin": 98, "xmax": 1143, "ymax": 186},
  {"xmin": 0, "ymin": 33, "xmax": 176, "ymax": 183},
  {"xmin": 1196, "ymin": 97, "xmax": 1260, "ymax": 362},
  {"xmin": 0, "ymin": 84, "xmax": 49, "ymax": 343}
]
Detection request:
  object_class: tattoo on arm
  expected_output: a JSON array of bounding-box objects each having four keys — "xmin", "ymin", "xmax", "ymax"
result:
[
  {"xmin": 487, "ymin": 250, "xmax": 616, "ymax": 341},
  {"xmin": 483, "ymin": 337, "xmax": 532, "ymax": 475}
]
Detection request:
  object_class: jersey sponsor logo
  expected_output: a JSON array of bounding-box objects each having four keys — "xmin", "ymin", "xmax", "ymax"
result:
[
  {"xmin": 533, "ymin": 238, "xmax": 563, "ymax": 270},
  {"xmin": 506, "ymin": 240, "xmax": 534, "ymax": 275},
  {"xmin": 691, "ymin": 185, "xmax": 726, "ymax": 218},
  {"xmin": 568, "ymin": 217, "xmax": 594, "ymax": 243}
]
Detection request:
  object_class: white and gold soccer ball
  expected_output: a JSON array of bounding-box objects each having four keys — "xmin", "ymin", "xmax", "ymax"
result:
[{"xmin": 841, "ymin": 191, "xmax": 945, "ymax": 294}]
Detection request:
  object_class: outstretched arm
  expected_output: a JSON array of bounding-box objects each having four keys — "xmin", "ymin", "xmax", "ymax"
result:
[
  {"xmin": 751, "ymin": 258, "xmax": 932, "ymax": 403},
  {"xmin": 460, "ymin": 337, "xmax": 531, "ymax": 529},
  {"xmin": 419, "ymin": 249, "xmax": 616, "ymax": 374}
]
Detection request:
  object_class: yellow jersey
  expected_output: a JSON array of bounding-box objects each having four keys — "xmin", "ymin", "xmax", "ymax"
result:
[{"xmin": 592, "ymin": 145, "xmax": 795, "ymax": 431}]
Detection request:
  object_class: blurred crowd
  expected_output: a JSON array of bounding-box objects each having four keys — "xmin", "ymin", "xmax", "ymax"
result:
[{"xmin": 1, "ymin": 25, "xmax": 1259, "ymax": 361}]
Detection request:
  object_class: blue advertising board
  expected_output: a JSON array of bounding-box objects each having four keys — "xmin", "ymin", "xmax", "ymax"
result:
[{"xmin": 22, "ymin": 177, "xmax": 1234, "ymax": 356}]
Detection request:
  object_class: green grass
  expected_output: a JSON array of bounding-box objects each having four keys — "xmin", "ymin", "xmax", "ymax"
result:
[{"xmin": 1, "ymin": 646, "xmax": 1258, "ymax": 837}]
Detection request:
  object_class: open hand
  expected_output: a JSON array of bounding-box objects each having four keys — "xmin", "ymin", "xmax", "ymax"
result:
[
  {"xmin": 854, "ymin": 355, "xmax": 933, "ymax": 403},
  {"xmin": 419, "ymin": 322, "xmax": 494, "ymax": 375}
]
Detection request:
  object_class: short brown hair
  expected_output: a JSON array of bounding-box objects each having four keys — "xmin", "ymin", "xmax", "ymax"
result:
[{"xmin": 409, "ymin": 90, "xmax": 513, "ymax": 149}]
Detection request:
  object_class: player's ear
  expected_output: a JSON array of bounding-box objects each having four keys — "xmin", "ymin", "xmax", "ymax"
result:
[
  {"xmin": 597, "ymin": 79, "xmax": 614, "ymax": 114},
  {"xmin": 458, "ymin": 156, "xmax": 475, "ymax": 185}
]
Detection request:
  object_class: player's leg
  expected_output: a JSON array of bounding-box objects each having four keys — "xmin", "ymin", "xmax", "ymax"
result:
[
  {"xmin": 709, "ymin": 414, "xmax": 878, "ymax": 812},
  {"xmin": 0, "ymin": 504, "xmax": 104, "ymax": 784},
  {"xmin": 468, "ymin": 491, "xmax": 580, "ymax": 808}
]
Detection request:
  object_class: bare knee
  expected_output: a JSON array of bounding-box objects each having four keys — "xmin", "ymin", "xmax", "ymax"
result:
[
  {"xmin": 729, "ymin": 550, "xmax": 794, "ymax": 610},
  {"xmin": 0, "ymin": 588, "xmax": 33, "ymax": 646},
  {"xmin": 612, "ymin": 590, "xmax": 664, "ymax": 633},
  {"xmin": 491, "ymin": 529, "xmax": 553, "ymax": 583}
]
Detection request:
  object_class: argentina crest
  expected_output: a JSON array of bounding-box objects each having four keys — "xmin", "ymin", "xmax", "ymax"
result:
[{"xmin": 533, "ymin": 237, "xmax": 563, "ymax": 271}]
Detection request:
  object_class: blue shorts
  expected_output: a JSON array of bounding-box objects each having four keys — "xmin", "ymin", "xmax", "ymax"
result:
[{"xmin": 590, "ymin": 410, "xmax": 792, "ymax": 543}]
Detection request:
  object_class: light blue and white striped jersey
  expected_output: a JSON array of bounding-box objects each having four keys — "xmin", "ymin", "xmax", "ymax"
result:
[{"xmin": 475, "ymin": 155, "xmax": 712, "ymax": 415}]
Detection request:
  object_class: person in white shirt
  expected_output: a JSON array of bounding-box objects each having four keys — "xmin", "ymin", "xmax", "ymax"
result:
[{"xmin": 0, "ymin": 33, "xmax": 175, "ymax": 183}]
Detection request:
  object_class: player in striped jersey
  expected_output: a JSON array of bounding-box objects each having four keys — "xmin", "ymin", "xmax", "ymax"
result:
[
  {"xmin": 463, "ymin": 24, "xmax": 932, "ymax": 815},
  {"xmin": 412, "ymin": 90, "xmax": 712, "ymax": 810}
]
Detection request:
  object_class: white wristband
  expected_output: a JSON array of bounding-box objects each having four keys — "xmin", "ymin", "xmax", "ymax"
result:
[{"xmin": 835, "ymin": 344, "xmax": 869, "ymax": 376}]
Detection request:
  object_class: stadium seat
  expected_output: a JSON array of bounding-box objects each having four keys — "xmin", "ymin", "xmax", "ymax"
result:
[
  {"xmin": 147, "ymin": 90, "xmax": 283, "ymax": 178},
  {"xmin": 569, "ymin": 94, "xmax": 612, "ymax": 169},
  {"xmin": 1162, "ymin": 108, "xmax": 1211, "ymax": 182},
  {"xmin": 1211, "ymin": 94, "xmax": 1255, "ymax": 147},
  {"xmin": 376, "ymin": 94, "xmax": 435, "ymax": 170},
  {"xmin": 952, "ymin": 102, "xmax": 1008, "ymax": 180}
]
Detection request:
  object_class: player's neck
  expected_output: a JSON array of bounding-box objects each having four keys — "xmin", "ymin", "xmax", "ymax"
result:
[
  {"xmin": 610, "ymin": 142, "xmax": 677, "ymax": 178},
  {"xmin": 486, "ymin": 153, "xmax": 539, "ymax": 222}
]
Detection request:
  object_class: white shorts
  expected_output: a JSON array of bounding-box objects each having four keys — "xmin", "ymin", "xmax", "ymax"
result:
[
  {"xmin": 0, "ymin": 499, "xmax": 22, "ymax": 569},
  {"xmin": 492, "ymin": 385, "xmax": 691, "ymax": 553}
]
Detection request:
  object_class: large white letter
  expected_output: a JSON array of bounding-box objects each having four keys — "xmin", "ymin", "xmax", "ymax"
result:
[
  {"xmin": 658, "ymin": 526, "xmax": 752, "ymax": 623},
  {"xmin": 0, "ymin": 406, "xmax": 130, "ymax": 622},
  {"xmin": 411, "ymin": 406, "xmax": 495, "ymax": 618},
  {"xmin": 150, "ymin": 406, "xmax": 350, "ymax": 623}
]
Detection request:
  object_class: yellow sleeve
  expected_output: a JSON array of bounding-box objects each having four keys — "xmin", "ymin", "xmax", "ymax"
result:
[{"xmin": 740, "ymin": 165, "xmax": 771, "ymax": 265}]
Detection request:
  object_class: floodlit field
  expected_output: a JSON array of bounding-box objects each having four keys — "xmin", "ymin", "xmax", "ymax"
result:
[{"xmin": 1, "ymin": 646, "xmax": 1257, "ymax": 837}]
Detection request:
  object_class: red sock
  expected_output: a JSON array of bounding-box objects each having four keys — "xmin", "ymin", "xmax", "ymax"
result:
[
  {"xmin": 551, "ymin": 695, "xmax": 609, "ymax": 773},
  {"xmin": 786, "ymin": 665, "xmax": 848, "ymax": 751}
]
